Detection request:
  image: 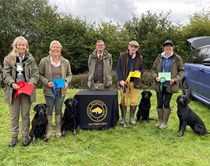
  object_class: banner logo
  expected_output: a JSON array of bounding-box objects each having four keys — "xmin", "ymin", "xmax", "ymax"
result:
[{"xmin": 87, "ymin": 100, "xmax": 107, "ymax": 122}]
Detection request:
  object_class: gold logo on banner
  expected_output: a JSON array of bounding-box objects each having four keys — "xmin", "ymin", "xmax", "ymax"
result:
[{"xmin": 87, "ymin": 100, "xmax": 107, "ymax": 122}]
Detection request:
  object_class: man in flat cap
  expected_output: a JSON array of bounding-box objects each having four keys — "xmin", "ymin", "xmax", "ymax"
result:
[{"xmin": 116, "ymin": 40, "xmax": 144, "ymax": 127}]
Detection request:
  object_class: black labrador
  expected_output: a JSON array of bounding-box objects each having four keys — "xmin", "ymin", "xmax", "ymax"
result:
[
  {"xmin": 29, "ymin": 104, "xmax": 48, "ymax": 142},
  {"xmin": 61, "ymin": 98, "xmax": 78, "ymax": 136},
  {"xmin": 177, "ymin": 94, "xmax": 209, "ymax": 136},
  {"xmin": 137, "ymin": 90, "xmax": 153, "ymax": 123}
]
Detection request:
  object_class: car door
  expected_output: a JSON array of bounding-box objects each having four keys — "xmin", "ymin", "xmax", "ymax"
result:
[
  {"xmin": 184, "ymin": 47, "xmax": 208, "ymax": 100},
  {"xmin": 197, "ymin": 47, "xmax": 210, "ymax": 104}
]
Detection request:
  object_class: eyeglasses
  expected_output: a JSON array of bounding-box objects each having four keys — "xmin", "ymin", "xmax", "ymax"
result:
[
  {"xmin": 130, "ymin": 45, "xmax": 139, "ymax": 48},
  {"xmin": 97, "ymin": 44, "xmax": 104, "ymax": 47}
]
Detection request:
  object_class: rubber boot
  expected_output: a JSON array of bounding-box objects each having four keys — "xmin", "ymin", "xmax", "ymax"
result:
[
  {"xmin": 9, "ymin": 137, "xmax": 18, "ymax": 147},
  {"xmin": 156, "ymin": 108, "xmax": 164, "ymax": 128},
  {"xmin": 46, "ymin": 115, "xmax": 52, "ymax": 139},
  {"xmin": 22, "ymin": 135, "xmax": 30, "ymax": 147},
  {"xmin": 159, "ymin": 108, "xmax": 171, "ymax": 129},
  {"xmin": 120, "ymin": 104, "xmax": 127, "ymax": 127},
  {"xmin": 130, "ymin": 105, "xmax": 137, "ymax": 125},
  {"xmin": 55, "ymin": 115, "xmax": 62, "ymax": 138}
]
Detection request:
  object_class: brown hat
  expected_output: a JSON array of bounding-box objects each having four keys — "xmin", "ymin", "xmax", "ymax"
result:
[{"xmin": 129, "ymin": 40, "xmax": 139, "ymax": 47}]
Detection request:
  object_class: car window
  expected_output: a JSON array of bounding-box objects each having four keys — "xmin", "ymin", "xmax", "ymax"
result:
[{"xmin": 187, "ymin": 48, "xmax": 208, "ymax": 64}]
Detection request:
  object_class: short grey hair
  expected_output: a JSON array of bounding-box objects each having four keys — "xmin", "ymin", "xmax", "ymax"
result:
[
  {"xmin": 96, "ymin": 40, "xmax": 105, "ymax": 45},
  {"xmin": 49, "ymin": 40, "xmax": 62, "ymax": 49}
]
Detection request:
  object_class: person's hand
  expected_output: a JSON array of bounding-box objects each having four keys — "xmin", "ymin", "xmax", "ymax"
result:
[
  {"xmin": 155, "ymin": 77, "xmax": 160, "ymax": 82},
  {"xmin": 120, "ymin": 80, "xmax": 126, "ymax": 87},
  {"xmin": 170, "ymin": 79, "xmax": 175, "ymax": 85},
  {"xmin": 47, "ymin": 81, "xmax": 54, "ymax": 88},
  {"xmin": 11, "ymin": 83, "xmax": 20, "ymax": 90},
  {"xmin": 134, "ymin": 70, "xmax": 140, "ymax": 72},
  {"xmin": 64, "ymin": 82, "xmax": 68, "ymax": 90}
]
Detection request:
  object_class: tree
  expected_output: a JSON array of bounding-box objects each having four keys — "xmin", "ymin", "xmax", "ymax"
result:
[
  {"xmin": 0, "ymin": 0, "xmax": 59, "ymax": 63},
  {"xmin": 55, "ymin": 15, "xmax": 96, "ymax": 74},
  {"xmin": 124, "ymin": 11, "xmax": 180, "ymax": 69},
  {"xmin": 96, "ymin": 21, "xmax": 130, "ymax": 68}
]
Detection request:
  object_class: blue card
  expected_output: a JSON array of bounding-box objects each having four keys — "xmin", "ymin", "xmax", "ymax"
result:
[{"xmin": 52, "ymin": 78, "xmax": 65, "ymax": 88}]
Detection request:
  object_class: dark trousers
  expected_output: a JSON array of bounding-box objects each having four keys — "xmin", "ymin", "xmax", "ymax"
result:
[{"xmin": 156, "ymin": 86, "xmax": 173, "ymax": 109}]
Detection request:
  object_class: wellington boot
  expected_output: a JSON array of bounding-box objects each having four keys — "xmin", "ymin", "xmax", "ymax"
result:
[
  {"xmin": 22, "ymin": 136, "xmax": 30, "ymax": 147},
  {"xmin": 120, "ymin": 104, "xmax": 127, "ymax": 127},
  {"xmin": 156, "ymin": 108, "xmax": 164, "ymax": 128},
  {"xmin": 130, "ymin": 105, "xmax": 137, "ymax": 126},
  {"xmin": 9, "ymin": 137, "xmax": 18, "ymax": 147},
  {"xmin": 55, "ymin": 115, "xmax": 62, "ymax": 138},
  {"xmin": 159, "ymin": 108, "xmax": 171, "ymax": 129},
  {"xmin": 46, "ymin": 115, "xmax": 52, "ymax": 139}
]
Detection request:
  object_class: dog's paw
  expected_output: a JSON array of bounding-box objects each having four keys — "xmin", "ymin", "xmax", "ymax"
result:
[
  {"xmin": 73, "ymin": 130, "xmax": 76, "ymax": 135},
  {"xmin": 43, "ymin": 137, "xmax": 48, "ymax": 142},
  {"xmin": 62, "ymin": 131, "xmax": 66, "ymax": 137},
  {"xmin": 177, "ymin": 131, "xmax": 184, "ymax": 137}
]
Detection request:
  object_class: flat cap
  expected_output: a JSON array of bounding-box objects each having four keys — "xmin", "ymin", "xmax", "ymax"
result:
[{"xmin": 129, "ymin": 40, "xmax": 139, "ymax": 47}]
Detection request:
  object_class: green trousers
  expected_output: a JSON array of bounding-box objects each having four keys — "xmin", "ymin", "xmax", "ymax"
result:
[{"xmin": 9, "ymin": 93, "xmax": 31, "ymax": 137}]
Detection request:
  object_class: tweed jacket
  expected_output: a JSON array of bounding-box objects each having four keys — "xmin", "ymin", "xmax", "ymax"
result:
[{"xmin": 88, "ymin": 49, "xmax": 112, "ymax": 88}]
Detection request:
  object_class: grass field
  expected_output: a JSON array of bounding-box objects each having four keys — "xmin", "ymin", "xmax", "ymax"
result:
[{"xmin": 0, "ymin": 88, "xmax": 210, "ymax": 166}]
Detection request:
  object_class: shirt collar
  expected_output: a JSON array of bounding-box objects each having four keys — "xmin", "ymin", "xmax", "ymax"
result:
[
  {"xmin": 50, "ymin": 56, "xmax": 61, "ymax": 67},
  {"xmin": 97, "ymin": 52, "xmax": 103, "ymax": 58},
  {"xmin": 17, "ymin": 55, "xmax": 25, "ymax": 62},
  {"xmin": 161, "ymin": 51, "xmax": 173, "ymax": 58},
  {"xmin": 129, "ymin": 53, "xmax": 136, "ymax": 59}
]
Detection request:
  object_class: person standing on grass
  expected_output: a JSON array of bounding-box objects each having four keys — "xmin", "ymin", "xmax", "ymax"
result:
[
  {"xmin": 3, "ymin": 36, "xmax": 39, "ymax": 147},
  {"xmin": 116, "ymin": 40, "xmax": 144, "ymax": 127},
  {"xmin": 152, "ymin": 40, "xmax": 184, "ymax": 129},
  {"xmin": 88, "ymin": 40, "xmax": 113, "ymax": 90},
  {"xmin": 39, "ymin": 40, "xmax": 72, "ymax": 139}
]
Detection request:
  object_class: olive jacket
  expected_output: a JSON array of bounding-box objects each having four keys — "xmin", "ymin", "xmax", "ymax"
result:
[
  {"xmin": 39, "ymin": 55, "xmax": 72, "ymax": 97},
  {"xmin": 151, "ymin": 53, "xmax": 184, "ymax": 93},
  {"xmin": 3, "ymin": 53, "xmax": 39, "ymax": 104},
  {"xmin": 88, "ymin": 49, "xmax": 112, "ymax": 88}
]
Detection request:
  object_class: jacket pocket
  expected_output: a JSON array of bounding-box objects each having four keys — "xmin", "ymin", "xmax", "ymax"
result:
[{"xmin": 171, "ymin": 81, "xmax": 179, "ymax": 93}]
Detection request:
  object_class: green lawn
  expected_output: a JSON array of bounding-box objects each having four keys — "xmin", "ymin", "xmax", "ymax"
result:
[{"xmin": 0, "ymin": 89, "xmax": 210, "ymax": 166}]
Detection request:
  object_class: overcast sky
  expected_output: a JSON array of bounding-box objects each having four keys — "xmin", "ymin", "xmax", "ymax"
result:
[{"xmin": 49, "ymin": 0, "xmax": 210, "ymax": 25}]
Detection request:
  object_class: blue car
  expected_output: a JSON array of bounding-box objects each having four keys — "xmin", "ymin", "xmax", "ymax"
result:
[{"xmin": 183, "ymin": 36, "xmax": 210, "ymax": 105}]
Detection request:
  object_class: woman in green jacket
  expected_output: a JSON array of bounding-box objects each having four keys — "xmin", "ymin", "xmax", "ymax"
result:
[
  {"xmin": 3, "ymin": 36, "xmax": 39, "ymax": 147},
  {"xmin": 152, "ymin": 40, "xmax": 184, "ymax": 129},
  {"xmin": 39, "ymin": 40, "xmax": 72, "ymax": 139}
]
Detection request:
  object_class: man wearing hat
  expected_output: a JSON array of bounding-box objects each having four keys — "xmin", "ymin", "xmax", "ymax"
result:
[
  {"xmin": 116, "ymin": 40, "xmax": 144, "ymax": 127},
  {"xmin": 152, "ymin": 40, "xmax": 184, "ymax": 129}
]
